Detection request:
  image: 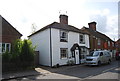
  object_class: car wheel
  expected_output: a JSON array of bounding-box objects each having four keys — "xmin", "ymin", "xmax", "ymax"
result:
[
  {"xmin": 108, "ymin": 59, "xmax": 111, "ymax": 64},
  {"xmin": 98, "ymin": 61, "xmax": 101, "ymax": 66}
]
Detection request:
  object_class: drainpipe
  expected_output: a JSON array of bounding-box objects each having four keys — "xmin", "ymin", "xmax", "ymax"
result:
[{"xmin": 50, "ymin": 27, "xmax": 52, "ymax": 67}]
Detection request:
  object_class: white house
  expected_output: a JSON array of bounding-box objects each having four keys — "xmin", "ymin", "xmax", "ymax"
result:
[{"xmin": 28, "ymin": 15, "xmax": 90, "ymax": 67}]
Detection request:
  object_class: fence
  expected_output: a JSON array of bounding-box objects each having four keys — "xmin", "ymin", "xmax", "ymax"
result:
[
  {"xmin": 34, "ymin": 51, "xmax": 39, "ymax": 67},
  {"xmin": 2, "ymin": 51, "xmax": 39, "ymax": 73}
]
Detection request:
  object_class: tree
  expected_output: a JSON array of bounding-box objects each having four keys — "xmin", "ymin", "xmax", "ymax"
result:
[
  {"xmin": 20, "ymin": 39, "xmax": 35, "ymax": 67},
  {"xmin": 11, "ymin": 39, "xmax": 22, "ymax": 63}
]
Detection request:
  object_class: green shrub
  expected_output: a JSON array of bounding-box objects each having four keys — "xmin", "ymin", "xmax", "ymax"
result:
[
  {"xmin": 2, "ymin": 39, "xmax": 36, "ymax": 71},
  {"xmin": 11, "ymin": 39, "xmax": 23, "ymax": 63}
]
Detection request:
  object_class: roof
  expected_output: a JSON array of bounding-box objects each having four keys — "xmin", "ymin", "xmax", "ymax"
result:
[
  {"xmin": 81, "ymin": 27, "xmax": 113, "ymax": 41},
  {"xmin": 28, "ymin": 22, "xmax": 88, "ymax": 37},
  {"xmin": 71, "ymin": 43, "xmax": 88, "ymax": 51},
  {"xmin": 116, "ymin": 39, "xmax": 120, "ymax": 42},
  {"xmin": 2, "ymin": 16, "xmax": 22, "ymax": 37}
]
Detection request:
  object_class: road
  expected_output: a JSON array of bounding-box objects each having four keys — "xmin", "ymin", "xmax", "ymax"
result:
[{"xmin": 8, "ymin": 60, "xmax": 120, "ymax": 81}]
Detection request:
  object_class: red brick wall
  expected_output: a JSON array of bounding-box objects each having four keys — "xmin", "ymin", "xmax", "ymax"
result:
[{"xmin": 1, "ymin": 17, "xmax": 22, "ymax": 43}]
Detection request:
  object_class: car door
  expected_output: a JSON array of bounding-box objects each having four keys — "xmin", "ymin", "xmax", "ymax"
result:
[
  {"xmin": 104, "ymin": 51, "xmax": 108, "ymax": 62},
  {"xmin": 105, "ymin": 51, "xmax": 111, "ymax": 62},
  {"xmin": 99, "ymin": 52, "xmax": 105, "ymax": 63}
]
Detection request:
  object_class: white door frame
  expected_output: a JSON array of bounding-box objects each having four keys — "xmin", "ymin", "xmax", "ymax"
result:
[{"xmin": 75, "ymin": 49, "xmax": 80, "ymax": 64}]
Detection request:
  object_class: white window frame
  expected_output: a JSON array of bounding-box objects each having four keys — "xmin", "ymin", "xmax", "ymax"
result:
[
  {"xmin": 60, "ymin": 48, "xmax": 68, "ymax": 59},
  {"xmin": 60, "ymin": 30, "xmax": 68, "ymax": 42},
  {"xmin": 112, "ymin": 42, "xmax": 114, "ymax": 47},
  {"xmin": 79, "ymin": 34, "xmax": 85, "ymax": 44},
  {"xmin": 97, "ymin": 38, "xmax": 101, "ymax": 45},
  {"xmin": 0, "ymin": 43, "xmax": 2, "ymax": 54},
  {"xmin": 108, "ymin": 41, "xmax": 110, "ymax": 46},
  {"xmin": 1, "ymin": 43, "xmax": 11, "ymax": 53}
]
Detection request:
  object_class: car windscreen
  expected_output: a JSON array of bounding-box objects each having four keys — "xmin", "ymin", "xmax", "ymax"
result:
[{"xmin": 89, "ymin": 51, "xmax": 100, "ymax": 56}]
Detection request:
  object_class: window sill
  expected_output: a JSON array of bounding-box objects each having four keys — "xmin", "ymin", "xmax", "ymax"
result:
[
  {"xmin": 80, "ymin": 43, "xmax": 85, "ymax": 44},
  {"xmin": 60, "ymin": 58, "xmax": 68, "ymax": 60},
  {"xmin": 60, "ymin": 39, "xmax": 68, "ymax": 42}
]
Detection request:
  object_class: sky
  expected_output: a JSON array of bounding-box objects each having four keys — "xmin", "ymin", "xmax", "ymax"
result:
[{"xmin": 0, "ymin": 0, "xmax": 119, "ymax": 41}]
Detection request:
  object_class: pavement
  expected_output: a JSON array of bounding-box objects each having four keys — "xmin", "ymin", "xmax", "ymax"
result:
[
  {"xmin": 2, "ymin": 58, "xmax": 118, "ymax": 80},
  {"xmin": 2, "ymin": 69, "xmax": 40, "ymax": 80},
  {"xmin": 2, "ymin": 64, "xmax": 83, "ymax": 80}
]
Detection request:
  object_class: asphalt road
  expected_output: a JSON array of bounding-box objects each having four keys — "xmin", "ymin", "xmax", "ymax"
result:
[{"xmin": 8, "ymin": 60, "xmax": 120, "ymax": 81}]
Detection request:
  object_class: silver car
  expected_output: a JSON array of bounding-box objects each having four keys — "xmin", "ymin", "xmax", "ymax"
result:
[{"xmin": 85, "ymin": 50, "xmax": 112, "ymax": 66}]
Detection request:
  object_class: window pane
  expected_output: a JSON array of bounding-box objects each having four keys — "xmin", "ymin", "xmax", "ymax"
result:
[
  {"xmin": 6, "ymin": 44, "xmax": 10, "ymax": 52},
  {"xmin": 0, "ymin": 43, "xmax": 2, "ymax": 53},
  {"xmin": 108, "ymin": 41, "xmax": 110, "ymax": 46},
  {"xmin": 60, "ymin": 48, "xmax": 68, "ymax": 59},
  {"xmin": 112, "ymin": 42, "xmax": 114, "ymax": 47},
  {"xmin": 2, "ymin": 43, "xmax": 5, "ymax": 52},
  {"xmin": 60, "ymin": 30, "xmax": 68, "ymax": 42},
  {"xmin": 98, "ymin": 39, "xmax": 101, "ymax": 45},
  {"xmin": 80, "ymin": 34, "xmax": 85, "ymax": 44}
]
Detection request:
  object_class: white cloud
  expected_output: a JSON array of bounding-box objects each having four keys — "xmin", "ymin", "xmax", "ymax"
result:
[
  {"xmin": 103, "ymin": 9, "xmax": 110, "ymax": 16},
  {"xmin": 85, "ymin": 0, "xmax": 119, "ymax": 2},
  {"xmin": 0, "ymin": 0, "xmax": 118, "ymax": 40},
  {"xmin": 89, "ymin": 9, "xmax": 118, "ymax": 41},
  {"xmin": 106, "ymin": 15, "xmax": 118, "ymax": 40},
  {"xmin": 0, "ymin": 0, "xmax": 87, "ymax": 39}
]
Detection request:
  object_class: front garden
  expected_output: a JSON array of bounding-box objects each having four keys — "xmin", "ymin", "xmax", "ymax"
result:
[{"xmin": 2, "ymin": 39, "xmax": 36, "ymax": 73}]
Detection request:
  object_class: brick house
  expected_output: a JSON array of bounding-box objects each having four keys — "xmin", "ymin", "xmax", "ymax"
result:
[
  {"xmin": 0, "ymin": 15, "xmax": 22, "ymax": 53},
  {"xmin": 81, "ymin": 21, "xmax": 116, "ymax": 57},
  {"xmin": 116, "ymin": 39, "xmax": 120, "ymax": 52}
]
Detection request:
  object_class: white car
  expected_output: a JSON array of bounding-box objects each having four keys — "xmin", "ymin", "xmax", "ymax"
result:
[{"xmin": 85, "ymin": 50, "xmax": 112, "ymax": 66}]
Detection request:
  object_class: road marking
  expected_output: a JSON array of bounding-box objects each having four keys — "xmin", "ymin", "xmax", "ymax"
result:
[{"xmin": 102, "ymin": 66, "xmax": 119, "ymax": 72}]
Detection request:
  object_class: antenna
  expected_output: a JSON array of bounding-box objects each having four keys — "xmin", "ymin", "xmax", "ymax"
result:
[
  {"xmin": 59, "ymin": 10, "xmax": 61, "ymax": 14},
  {"xmin": 66, "ymin": 11, "xmax": 67, "ymax": 14},
  {"xmin": 59, "ymin": 10, "xmax": 68, "ymax": 15}
]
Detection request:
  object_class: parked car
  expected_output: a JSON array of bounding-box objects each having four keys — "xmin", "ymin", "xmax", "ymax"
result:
[
  {"xmin": 85, "ymin": 50, "xmax": 112, "ymax": 66},
  {"xmin": 115, "ymin": 51, "xmax": 120, "ymax": 60}
]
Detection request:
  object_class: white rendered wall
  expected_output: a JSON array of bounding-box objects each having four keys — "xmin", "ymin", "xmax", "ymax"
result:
[
  {"xmin": 29, "ymin": 28, "xmax": 51, "ymax": 66},
  {"xmin": 0, "ymin": 16, "xmax": 2, "ymax": 54},
  {"xmin": 51, "ymin": 28, "xmax": 90, "ymax": 66},
  {"xmin": 30, "ymin": 28, "xmax": 90, "ymax": 66}
]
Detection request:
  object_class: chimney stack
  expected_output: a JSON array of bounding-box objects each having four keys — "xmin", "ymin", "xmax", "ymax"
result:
[
  {"xmin": 59, "ymin": 14, "xmax": 68, "ymax": 24},
  {"xmin": 88, "ymin": 21, "xmax": 97, "ymax": 31}
]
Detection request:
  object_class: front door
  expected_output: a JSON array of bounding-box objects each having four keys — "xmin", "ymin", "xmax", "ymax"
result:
[{"xmin": 75, "ymin": 50, "xmax": 79, "ymax": 64}]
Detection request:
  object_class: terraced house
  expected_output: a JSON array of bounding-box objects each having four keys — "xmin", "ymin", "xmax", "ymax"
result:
[
  {"xmin": 0, "ymin": 15, "xmax": 22, "ymax": 53},
  {"xmin": 81, "ymin": 22, "xmax": 116, "ymax": 58},
  {"xmin": 29, "ymin": 15, "xmax": 90, "ymax": 67},
  {"xmin": 116, "ymin": 39, "xmax": 120, "ymax": 52}
]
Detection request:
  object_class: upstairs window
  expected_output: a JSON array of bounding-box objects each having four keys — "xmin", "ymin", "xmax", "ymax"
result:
[
  {"xmin": 60, "ymin": 30, "xmax": 68, "ymax": 42},
  {"xmin": 108, "ymin": 41, "xmax": 110, "ymax": 46},
  {"xmin": 79, "ymin": 34, "xmax": 85, "ymax": 44},
  {"xmin": 112, "ymin": 42, "xmax": 114, "ymax": 47},
  {"xmin": 97, "ymin": 38, "xmax": 101, "ymax": 45},
  {"xmin": 60, "ymin": 48, "xmax": 68, "ymax": 59}
]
